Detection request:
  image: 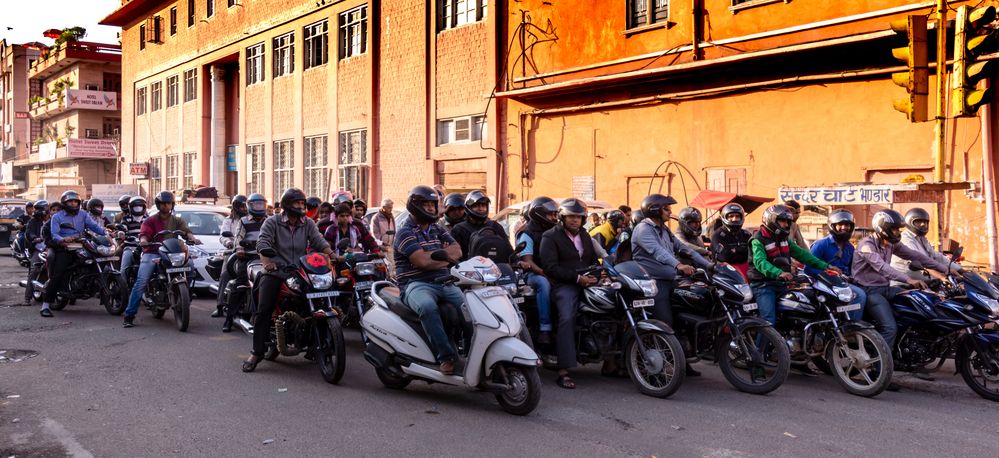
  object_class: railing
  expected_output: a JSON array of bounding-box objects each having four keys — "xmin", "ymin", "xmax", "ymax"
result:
[{"xmin": 28, "ymin": 41, "xmax": 122, "ymax": 74}]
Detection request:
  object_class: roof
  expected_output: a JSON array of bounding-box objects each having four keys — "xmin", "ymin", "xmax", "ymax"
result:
[
  {"xmin": 100, "ymin": 0, "xmax": 168, "ymax": 27},
  {"xmin": 687, "ymin": 190, "xmax": 773, "ymax": 214}
]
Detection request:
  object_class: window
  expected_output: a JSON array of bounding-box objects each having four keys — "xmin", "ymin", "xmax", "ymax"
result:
[
  {"xmin": 150, "ymin": 157, "xmax": 163, "ymax": 193},
  {"xmin": 439, "ymin": 0, "xmax": 487, "ymax": 30},
  {"xmin": 136, "ymin": 86, "xmax": 147, "ymax": 115},
  {"xmin": 304, "ymin": 135, "xmax": 328, "ymax": 198},
  {"xmin": 166, "ymin": 75, "xmax": 179, "ymax": 107},
  {"xmin": 139, "ymin": 24, "xmax": 146, "ymax": 50},
  {"xmin": 183, "ymin": 69, "xmax": 197, "ymax": 102},
  {"xmin": 628, "ymin": 0, "xmax": 669, "ymax": 29},
  {"xmin": 85, "ymin": 128, "xmax": 100, "ymax": 139},
  {"xmin": 338, "ymin": 130, "xmax": 368, "ymax": 198},
  {"xmin": 183, "ymin": 152, "xmax": 196, "ymax": 189},
  {"xmin": 437, "ymin": 114, "xmax": 486, "ymax": 145},
  {"xmin": 339, "ymin": 5, "xmax": 367, "ymax": 59},
  {"xmin": 102, "ymin": 118, "xmax": 121, "ymax": 138},
  {"xmin": 150, "ymin": 81, "xmax": 162, "ymax": 111},
  {"xmin": 273, "ymin": 140, "xmax": 295, "ymax": 202},
  {"xmin": 170, "ymin": 7, "xmax": 178, "ymax": 35},
  {"xmin": 272, "ymin": 32, "xmax": 295, "ymax": 77},
  {"xmin": 228, "ymin": 0, "xmax": 236, "ymax": 7},
  {"xmin": 247, "ymin": 144, "xmax": 265, "ymax": 195},
  {"xmin": 166, "ymin": 154, "xmax": 180, "ymax": 191},
  {"xmin": 246, "ymin": 43, "xmax": 264, "ymax": 85},
  {"xmin": 206, "ymin": 0, "xmax": 214, "ymax": 18},
  {"xmin": 149, "ymin": 16, "xmax": 163, "ymax": 43},
  {"xmin": 188, "ymin": 0, "xmax": 195, "ymax": 27},
  {"xmin": 304, "ymin": 20, "xmax": 328, "ymax": 69}
]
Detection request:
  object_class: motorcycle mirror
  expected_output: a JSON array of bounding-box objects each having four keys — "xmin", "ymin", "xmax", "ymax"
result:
[
  {"xmin": 220, "ymin": 231, "xmax": 233, "ymax": 238},
  {"xmin": 618, "ymin": 231, "xmax": 630, "ymax": 243},
  {"xmin": 259, "ymin": 248, "xmax": 277, "ymax": 258},
  {"xmin": 430, "ymin": 249, "xmax": 449, "ymax": 262},
  {"xmin": 908, "ymin": 261, "xmax": 924, "ymax": 271},
  {"xmin": 951, "ymin": 246, "xmax": 964, "ymax": 262}
]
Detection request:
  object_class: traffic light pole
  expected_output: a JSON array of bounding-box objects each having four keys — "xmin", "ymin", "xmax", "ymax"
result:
[{"xmin": 934, "ymin": 0, "xmax": 948, "ymax": 183}]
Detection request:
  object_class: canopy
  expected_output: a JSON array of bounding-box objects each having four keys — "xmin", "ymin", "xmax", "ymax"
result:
[{"xmin": 687, "ymin": 190, "xmax": 773, "ymax": 214}]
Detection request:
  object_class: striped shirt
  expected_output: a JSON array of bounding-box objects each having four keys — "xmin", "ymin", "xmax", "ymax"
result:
[{"xmin": 393, "ymin": 220, "xmax": 455, "ymax": 287}]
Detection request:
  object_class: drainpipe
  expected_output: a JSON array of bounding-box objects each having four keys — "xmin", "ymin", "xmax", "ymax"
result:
[
  {"xmin": 209, "ymin": 65, "xmax": 226, "ymax": 191},
  {"xmin": 983, "ymin": 81, "xmax": 998, "ymax": 272}
]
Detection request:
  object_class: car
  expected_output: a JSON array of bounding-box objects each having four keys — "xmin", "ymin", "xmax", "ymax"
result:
[
  {"xmin": 0, "ymin": 199, "xmax": 31, "ymax": 249},
  {"xmin": 150, "ymin": 204, "xmax": 229, "ymax": 294}
]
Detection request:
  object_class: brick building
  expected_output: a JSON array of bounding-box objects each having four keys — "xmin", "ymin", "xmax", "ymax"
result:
[
  {"xmin": 101, "ymin": 0, "xmax": 502, "ymax": 206},
  {"xmin": 0, "ymin": 40, "xmax": 40, "ymax": 195}
]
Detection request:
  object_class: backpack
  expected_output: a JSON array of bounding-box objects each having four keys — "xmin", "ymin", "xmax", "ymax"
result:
[{"xmin": 467, "ymin": 225, "xmax": 514, "ymax": 263}]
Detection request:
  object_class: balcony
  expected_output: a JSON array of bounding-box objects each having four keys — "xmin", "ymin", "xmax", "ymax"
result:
[
  {"xmin": 28, "ymin": 41, "xmax": 121, "ymax": 80},
  {"xmin": 29, "ymin": 89, "xmax": 121, "ymax": 120}
]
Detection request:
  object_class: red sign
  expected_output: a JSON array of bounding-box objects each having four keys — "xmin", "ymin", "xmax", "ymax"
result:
[
  {"xmin": 129, "ymin": 162, "xmax": 149, "ymax": 177},
  {"xmin": 14, "ymin": 112, "xmax": 29, "ymax": 119}
]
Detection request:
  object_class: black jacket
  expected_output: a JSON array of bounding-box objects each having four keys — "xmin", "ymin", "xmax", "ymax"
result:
[
  {"xmin": 711, "ymin": 226, "xmax": 751, "ymax": 264},
  {"xmin": 539, "ymin": 224, "xmax": 597, "ymax": 286},
  {"xmin": 451, "ymin": 219, "xmax": 509, "ymax": 261},
  {"xmin": 25, "ymin": 216, "xmax": 44, "ymax": 254}
]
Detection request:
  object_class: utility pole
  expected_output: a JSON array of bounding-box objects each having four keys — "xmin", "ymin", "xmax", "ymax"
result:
[{"xmin": 933, "ymin": 0, "xmax": 948, "ymax": 183}]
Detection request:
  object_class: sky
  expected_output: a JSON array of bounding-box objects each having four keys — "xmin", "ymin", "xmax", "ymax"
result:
[{"xmin": 0, "ymin": 0, "xmax": 123, "ymax": 46}]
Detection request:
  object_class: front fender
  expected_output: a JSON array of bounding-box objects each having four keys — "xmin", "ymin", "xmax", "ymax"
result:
[
  {"xmin": 731, "ymin": 316, "xmax": 772, "ymax": 334},
  {"xmin": 956, "ymin": 331, "xmax": 999, "ymax": 373},
  {"xmin": 484, "ymin": 336, "xmax": 540, "ymax": 377},
  {"xmin": 635, "ymin": 318, "xmax": 675, "ymax": 335},
  {"xmin": 839, "ymin": 320, "xmax": 875, "ymax": 333}
]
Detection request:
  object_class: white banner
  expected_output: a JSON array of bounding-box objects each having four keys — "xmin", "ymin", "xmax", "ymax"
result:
[
  {"xmin": 777, "ymin": 185, "xmax": 918, "ymax": 206},
  {"xmin": 67, "ymin": 138, "xmax": 117, "ymax": 159},
  {"xmin": 38, "ymin": 141, "xmax": 57, "ymax": 162},
  {"xmin": 91, "ymin": 184, "xmax": 139, "ymax": 203},
  {"xmin": 65, "ymin": 89, "xmax": 118, "ymax": 111}
]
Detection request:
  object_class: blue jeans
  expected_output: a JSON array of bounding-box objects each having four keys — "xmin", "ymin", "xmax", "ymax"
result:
[
  {"xmin": 845, "ymin": 284, "xmax": 866, "ymax": 321},
  {"xmin": 862, "ymin": 286, "xmax": 901, "ymax": 347},
  {"xmin": 404, "ymin": 281, "xmax": 465, "ymax": 363},
  {"xmin": 120, "ymin": 246, "xmax": 137, "ymax": 277},
  {"xmin": 125, "ymin": 253, "xmax": 159, "ymax": 317},
  {"xmin": 751, "ymin": 283, "xmax": 788, "ymax": 325},
  {"xmin": 525, "ymin": 273, "xmax": 552, "ymax": 332}
]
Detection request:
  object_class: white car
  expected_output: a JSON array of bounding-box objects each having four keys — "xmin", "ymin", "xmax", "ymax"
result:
[{"xmin": 150, "ymin": 204, "xmax": 230, "ymax": 294}]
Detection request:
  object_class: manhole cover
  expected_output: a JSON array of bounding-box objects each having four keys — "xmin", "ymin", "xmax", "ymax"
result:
[{"xmin": 0, "ymin": 349, "xmax": 39, "ymax": 363}]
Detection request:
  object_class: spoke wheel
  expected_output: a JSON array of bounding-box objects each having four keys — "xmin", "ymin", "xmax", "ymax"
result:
[
  {"xmin": 717, "ymin": 326, "xmax": 790, "ymax": 395},
  {"xmin": 317, "ymin": 318, "xmax": 346, "ymax": 384},
  {"xmin": 625, "ymin": 331, "xmax": 684, "ymax": 398},
  {"xmin": 103, "ymin": 274, "xmax": 127, "ymax": 316},
  {"xmin": 958, "ymin": 340, "xmax": 999, "ymax": 402},
  {"xmin": 826, "ymin": 329, "xmax": 892, "ymax": 397}
]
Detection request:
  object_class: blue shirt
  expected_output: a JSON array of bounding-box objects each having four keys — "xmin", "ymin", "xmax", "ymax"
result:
[
  {"xmin": 50, "ymin": 210, "xmax": 106, "ymax": 243},
  {"xmin": 807, "ymin": 235, "xmax": 853, "ymax": 277},
  {"xmin": 516, "ymin": 232, "xmax": 535, "ymax": 257},
  {"xmin": 393, "ymin": 220, "xmax": 456, "ymax": 288}
]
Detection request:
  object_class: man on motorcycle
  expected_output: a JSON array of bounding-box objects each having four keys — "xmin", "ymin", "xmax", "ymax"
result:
[
  {"xmin": 215, "ymin": 195, "xmax": 249, "ymax": 318},
  {"xmin": 42, "ymin": 191, "xmax": 107, "ymax": 317},
  {"xmin": 890, "ymin": 208, "xmax": 964, "ymax": 283},
  {"xmin": 353, "ymin": 199, "xmax": 367, "ymax": 221},
  {"xmin": 325, "ymin": 203, "xmax": 381, "ymax": 256},
  {"xmin": 87, "ymin": 198, "xmax": 112, "ymax": 227},
  {"xmin": 676, "ymin": 207, "xmax": 711, "ymax": 258},
  {"xmin": 783, "ymin": 200, "xmax": 809, "ymax": 249},
  {"xmin": 23, "ymin": 200, "xmax": 49, "ymax": 305},
  {"xmin": 441, "ymin": 192, "xmax": 466, "ymax": 233},
  {"xmin": 114, "ymin": 195, "xmax": 131, "ymax": 223},
  {"xmin": 118, "ymin": 197, "xmax": 148, "ymax": 280},
  {"xmin": 14, "ymin": 202, "xmax": 34, "ymax": 256},
  {"xmin": 391, "ymin": 185, "xmax": 463, "ymax": 375},
  {"xmin": 370, "ymin": 198, "xmax": 396, "ymax": 270},
  {"xmin": 806, "ymin": 209, "xmax": 865, "ymax": 320},
  {"xmin": 711, "ymin": 203, "xmax": 752, "ymax": 279},
  {"xmin": 515, "ymin": 196, "xmax": 559, "ymax": 344},
  {"xmin": 122, "ymin": 191, "xmax": 201, "ymax": 328},
  {"xmin": 221, "ymin": 193, "xmax": 268, "ymax": 332},
  {"xmin": 450, "ymin": 190, "xmax": 510, "ymax": 261},
  {"xmin": 306, "ymin": 196, "xmax": 322, "ymax": 221},
  {"xmin": 589, "ymin": 209, "xmax": 628, "ymax": 255},
  {"xmin": 242, "ymin": 188, "xmax": 334, "ymax": 372}
]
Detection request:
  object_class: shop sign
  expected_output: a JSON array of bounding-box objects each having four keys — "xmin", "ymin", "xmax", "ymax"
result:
[{"xmin": 777, "ymin": 185, "xmax": 917, "ymax": 206}]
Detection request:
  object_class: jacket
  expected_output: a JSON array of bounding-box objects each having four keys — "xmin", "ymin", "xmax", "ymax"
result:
[
  {"xmin": 220, "ymin": 217, "xmax": 243, "ymax": 249},
  {"xmin": 588, "ymin": 222, "xmax": 618, "ymax": 252},
  {"xmin": 539, "ymin": 224, "xmax": 597, "ymax": 286},
  {"xmin": 632, "ymin": 219, "xmax": 710, "ymax": 280},
  {"xmin": 806, "ymin": 235, "xmax": 854, "ymax": 277},
  {"xmin": 325, "ymin": 220, "xmax": 380, "ymax": 254},
  {"xmin": 748, "ymin": 227, "xmax": 827, "ymax": 283},
  {"xmin": 711, "ymin": 226, "xmax": 750, "ymax": 264},
  {"xmin": 257, "ymin": 214, "xmax": 330, "ymax": 267},
  {"xmin": 451, "ymin": 219, "xmax": 509, "ymax": 261},
  {"xmin": 677, "ymin": 230, "xmax": 711, "ymax": 257},
  {"xmin": 852, "ymin": 235, "xmax": 949, "ymax": 287},
  {"xmin": 25, "ymin": 215, "xmax": 44, "ymax": 254},
  {"xmin": 890, "ymin": 229, "xmax": 962, "ymax": 281}
]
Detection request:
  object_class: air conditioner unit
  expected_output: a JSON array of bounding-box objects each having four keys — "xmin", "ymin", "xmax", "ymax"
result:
[{"xmin": 85, "ymin": 129, "xmax": 100, "ymax": 139}]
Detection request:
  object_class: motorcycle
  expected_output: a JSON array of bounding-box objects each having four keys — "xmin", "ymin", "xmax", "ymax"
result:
[
  {"xmin": 672, "ymin": 264, "xmax": 791, "ymax": 394},
  {"xmin": 11, "ymin": 223, "xmax": 30, "ymax": 268},
  {"xmin": 138, "ymin": 230, "xmax": 196, "ymax": 332},
  {"xmin": 26, "ymin": 225, "xmax": 128, "ymax": 315},
  {"xmin": 332, "ymin": 239, "xmax": 388, "ymax": 328},
  {"xmin": 215, "ymin": 230, "xmax": 258, "ymax": 335},
  {"xmin": 20, "ymin": 247, "xmax": 48, "ymax": 302},
  {"xmin": 775, "ymin": 272, "xmax": 893, "ymax": 397},
  {"xmin": 252, "ymin": 248, "xmax": 346, "ymax": 384},
  {"xmin": 361, "ymin": 249, "xmax": 543, "ymax": 415}
]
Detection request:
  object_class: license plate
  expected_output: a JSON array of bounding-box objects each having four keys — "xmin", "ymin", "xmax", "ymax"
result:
[
  {"xmin": 480, "ymin": 287, "xmax": 507, "ymax": 298},
  {"xmin": 743, "ymin": 302, "xmax": 758, "ymax": 312},
  {"xmin": 354, "ymin": 281, "xmax": 373, "ymax": 290},
  {"xmin": 166, "ymin": 267, "xmax": 190, "ymax": 274},
  {"xmin": 96, "ymin": 256, "xmax": 120, "ymax": 262},
  {"xmin": 306, "ymin": 291, "xmax": 340, "ymax": 299},
  {"xmin": 512, "ymin": 296, "xmax": 525, "ymax": 304},
  {"xmin": 837, "ymin": 303, "xmax": 862, "ymax": 313},
  {"xmin": 632, "ymin": 298, "xmax": 654, "ymax": 308}
]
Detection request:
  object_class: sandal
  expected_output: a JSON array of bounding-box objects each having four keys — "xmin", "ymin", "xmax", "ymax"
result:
[
  {"xmin": 556, "ymin": 374, "xmax": 576, "ymax": 389},
  {"xmin": 242, "ymin": 354, "xmax": 262, "ymax": 373}
]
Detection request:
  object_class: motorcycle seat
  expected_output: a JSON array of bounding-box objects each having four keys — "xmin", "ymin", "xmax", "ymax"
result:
[{"xmin": 377, "ymin": 286, "xmax": 422, "ymax": 323}]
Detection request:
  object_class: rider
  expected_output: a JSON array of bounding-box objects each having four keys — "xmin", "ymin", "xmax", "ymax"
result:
[
  {"xmin": 676, "ymin": 207, "xmax": 711, "ymax": 258},
  {"xmin": 514, "ymin": 196, "xmax": 558, "ymax": 344},
  {"xmin": 305, "ymin": 196, "xmax": 322, "ymax": 221},
  {"xmin": 392, "ymin": 185, "xmax": 464, "ymax": 375},
  {"xmin": 23, "ymin": 200, "xmax": 48, "ymax": 305},
  {"xmin": 806, "ymin": 209, "xmax": 865, "ymax": 320},
  {"xmin": 353, "ymin": 199, "xmax": 368, "ymax": 221},
  {"xmin": 710, "ymin": 203, "xmax": 752, "ymax": 279},
  {"xmin": 242, "ymin": 188, "xmax": 334, "ymax": 372},
  {"xmin": 114, "ymin": 195, "xmax": 131, "ymax": 223},
  {"xmin": 42, "ymin": 191, "xmax": 107, "ymax": 318},
  {"xmin": 87, "ymin": 198, "xmax": 112, "ymax": 227},
  {"xmin": 215, "ymin": 194, "xmax": 248, "ymax": 318},
  {"xmin": 118, "ymin": 197, "xmax": 148, "ymax": 281},
  {"xmin": 783, "ymin": 200, "xmax": 810, "ymax": 249},
  {"xmin": 450, "ymin": 190, "xmax": 509, "ymax": 260},
  {"xmin": 589, "ymin": 210, "xmax": 628, "ymax": 255},
  {"xmin": 122, "ymin": 191, "xmax": 201, "ymax": 328},
  {"xmin": 890, "ymin": 208, "xmax": 964, "ymax": 283},
  {"xmin": 441, "ymin": 192, "xmax": 466, "ymax": 233},
  {"xmin": 221, "ymin": 193, "xmax": 268, "ymax": 332},
  {"xmin": 748, "ymin": 205, "xmax": 837, "ymax": 327},
  {"xmin": 325, "ymin": 203, "xmax": 380, "ymax": 256},
  {"xmin": 14, "ymin": 201, "xmax": 34, "ymax": 254}
]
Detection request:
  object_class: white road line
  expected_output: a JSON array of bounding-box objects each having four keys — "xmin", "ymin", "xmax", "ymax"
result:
[{"xmin": 41, "ymin": 418, "xmax": 94, "ymax": 458}]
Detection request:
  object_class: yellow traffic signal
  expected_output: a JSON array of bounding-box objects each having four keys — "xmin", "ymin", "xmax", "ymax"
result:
[
  {"xmin": 890, "ymin": 15, "xmax": 929, "ymax": 122},
  {"xmin": 953, "ymin": 5, "xmax": 997, "ymax": 117}
]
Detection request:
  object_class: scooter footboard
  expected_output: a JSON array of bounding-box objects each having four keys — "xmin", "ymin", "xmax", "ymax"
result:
[{"xmin": 484, "ymin": 336, "xmax": 540, "ymax": 377}]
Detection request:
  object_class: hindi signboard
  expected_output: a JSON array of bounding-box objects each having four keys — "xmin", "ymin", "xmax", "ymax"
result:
[
  {"xmin": 776, "ymin": 185, "xmax": 918, "ymax": 206},
  {"xmin": 65, "ymin": 89, "xmax": 118, "ymax": 111}
]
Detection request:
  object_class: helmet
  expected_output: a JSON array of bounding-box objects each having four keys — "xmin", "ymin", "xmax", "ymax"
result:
[
  {"xmin": 24, "ymin": 201, "xmax": 34, "ymax": 210},
  {"xmin": 872, "ymin": 209, "xmax": 905, "ymax": 244},
  {"xmin": 721, "ymin": 203, "xmax": 746, "ymax": 229},
  {"xmin": 33, "ymin": 200, "xmax": 49, "ymax": 214},
  {"xmin": 463, "ymin": 190, "xmax": 491, "ymax": 224},
  {"xmin": 306, "ymin": 197, "xmax": 322, "ymax": 210},
  {"xmin": 444, "ymin": 193, "xmax": 464, "ymax": 210},
  {"xmin": 154, "ymin": 191, "xmax": 176, "ymax": 213},
  {"xmin": 827, "ymin": 209, "xmax": 856, "ymax": 243},
  {"xmin": 406, "ymin": 185, "xmax": 440, "ymax": 225},
  {"xmin": 118, "ymin": 195, "xmax": 131, "ymax": 211},
  {"xmin": 332, "ymin": 194, "xmax": 352, "ymax": 206},
  {"xmin": 60, "ymin": 191, "xmax": 82, "ymax": 215},
  {"xmin": 88, "ymin": 198, "xmax": 104, "ymax": 216},
  {"xmin": 677, "ymin": 207, "xmax": 703, "ymax": 238},
  {"xmin": 558, "ymin": 198, "xmax": 587, "ymax": 223},
  {"xmin": 606, "ymin": 210, "xmax": 626, "ymax": 228},
  {"xmin": 231, "ymin": 194, "xmax": 248, "ymax": 217},
  {"xmin": 528, "ymin": 196, "xmax": 559, "ymax": 230},
  {"xmin": 247, "ymin": 193, "xmax": 267, "ymax": 217},
  {"xmin": 631, "ymin": 209, "xmax": 645, "ymax": 226},
  {"xmin": 640, "ymin": 194, "xmax": 677, "ymax": 221},
  {"xmin": 280, "ymin": 188, "xmax": 308, "ymax": 218},
  {"xmin": 129, "ymin": 196, "xmax": 147, "ymax": 217},
  {"xmin": 82, "ymin": 199, "xmax": 91, "ymax": 212},
  {"xmin": 904, "ymin": 207, "xmax": 931, "ymax": 236},
  {"xmin": 761, "ymin": 205, "xmax": 794, "ymax": 239}
]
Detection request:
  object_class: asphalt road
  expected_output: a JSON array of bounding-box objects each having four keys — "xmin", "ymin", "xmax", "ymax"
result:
[{"xmin": 1, "ymin": 253, "xmax": 997, "ymax": 457}]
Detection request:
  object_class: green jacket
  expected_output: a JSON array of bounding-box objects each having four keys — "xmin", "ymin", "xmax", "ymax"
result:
[{"xmin": 750, "ymin": 238, "xmax": 829, "ymax": 280}]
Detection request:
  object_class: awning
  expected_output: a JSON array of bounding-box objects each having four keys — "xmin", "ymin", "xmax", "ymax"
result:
[{"xmin": 687, "ymin": 190, "xmax": 773, "ymax": 214}]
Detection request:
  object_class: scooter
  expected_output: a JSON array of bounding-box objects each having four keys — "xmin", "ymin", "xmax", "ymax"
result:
[{"xmin": 361, "ymin": 249, "xmax": 542, "ymax": 415}]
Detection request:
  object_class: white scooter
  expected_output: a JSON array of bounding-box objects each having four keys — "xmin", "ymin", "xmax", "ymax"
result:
[{"xmin": 361, "ymin": 249, "xmax": 542, "ymax": 415}]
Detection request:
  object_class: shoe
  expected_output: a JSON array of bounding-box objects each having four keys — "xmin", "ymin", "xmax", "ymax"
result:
[
  {"xmin": 222, "ymin": 317, "xmax": 234, "ymax": 333},
  {"xmin": 440, "ymin": 360, "xmax": 455, "ymax": 376},
  {"xmin": 211, "ymin": 307, "xmax": 222, "ymax": 318},
  {"xmin": 242, "ymin": 354, "xmax": 261, "ymax": 372},
  {"xmin": 123, "ymin": 316, "xmax": 135, "ymax": 328},
  {"xmin": 685, "ymin": 363, "xmax": 702, "ymax": 377},
  {"xmin": 886, "ymin": 382, "xmax": 902, "ymax": 392},
  {"xmin": 536, "ymin": 332, "xmax": 551, "ymax": 346},
  {"xmin": 39, "ymin": 308, "xmax": 53, "ymax": 318},
  {"xmin": 751, "ymin": 366, "xmax": 766, "ymax": 381}
]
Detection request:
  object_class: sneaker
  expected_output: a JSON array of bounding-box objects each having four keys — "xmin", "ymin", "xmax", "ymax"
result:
[
  {"xmin": 39, "ymin": 308, "xmax": 53, "ymax": 318},
  {"xmin": 123, "ymin": 316, "xmax": 135, "ymax": 328},
  {"xmin": 211, "ymin": 307, "xmax": 223, "ymax": 318},
  {"xmin": 440, "ymin": 360, "xmax": 455, "ymax": 375}
]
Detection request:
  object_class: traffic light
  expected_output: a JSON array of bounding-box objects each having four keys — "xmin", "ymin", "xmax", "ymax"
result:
[
  {"xmin": 953, "ymin": 5, "xmax": 997, "ymax": 117},
  {"xmin": 890, "ymin": 15, "xmax": 929, "ymax": 122}
]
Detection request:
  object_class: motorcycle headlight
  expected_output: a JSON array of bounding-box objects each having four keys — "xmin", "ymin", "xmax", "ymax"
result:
[
  {"xmin": 834, "ymin": 286, "xmax": 855, "ymax": 303},
  {"xmin": 286, "ymin": 277, "xmax": 302, "ymax": 291},
  {"xmin": 309, "ymin": 273, "xmax": 334, "ymax": 290},
  {"xmin": 969, "ymin": 290, "xmax": 999, "ymax": 317},
  {"xmin": 478, "ymin": 264, "xmax": 502, "ymax": 283},
  {"xmin": 167, "ymin": 252, "xmax": 187, "ymax": 267},
  {"xmin": 188, "ymin": 246, "xmax": 207, "ymax": 259},
  {"xmin": 736, "ymin": 284, "xmax": 753, "ymax": 303},
  {"xmin": 457, "ymin": 270, "xmax": 484, "ymax": 282},
  {"xmin": 354, "ymin": 262, "xmax": 376, "ymax": 276},
  {"xmin": 635, "ymin": 279, "xmax": 658, "ymax": 298}
]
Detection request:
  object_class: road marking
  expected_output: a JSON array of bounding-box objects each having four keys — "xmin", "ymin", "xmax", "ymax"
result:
[{"xmin": 41, "ymin": 418, "xmax": 94, "ymax": 458}]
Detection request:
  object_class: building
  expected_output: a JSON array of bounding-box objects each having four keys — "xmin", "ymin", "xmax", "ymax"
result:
[
  {"xmin": 495, "ymin": 0, "xmax": 999, "ymax": 267},
  {"xmin": 0, "ymin": 40, "xmax": 40, "ymax": 195},
  {"xmin": 101, "ymin": 0, "xmax": 502, "ymax": 207}
]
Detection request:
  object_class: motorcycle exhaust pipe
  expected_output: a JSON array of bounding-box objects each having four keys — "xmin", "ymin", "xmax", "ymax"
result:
[
  {"xmin": 32, "ymin": 280, "xmax": 44, "ymax": 290},
  {"xmin": 18, "ymin": 280, "xmax": 27, "ymax": 288},
  {"xmin": 235, "ymin": 318, "xmax": 254, "ymax": 335}
]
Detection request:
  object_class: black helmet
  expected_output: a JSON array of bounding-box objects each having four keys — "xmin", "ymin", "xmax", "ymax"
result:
[
  {"xmin": 640, "ymin": 194, "xmax": 677, "ymax": 221},
  {"xmin": 247, "ymin": 193, "xmax": 267, "ymax": 217},
  {"xmin": 280, "ymin": 188, "xmax": 308, "ymax": 218},
  {"xmin": 677, "ymin": 207, "xmax": 703, "ymax": 238},
  {"xmin": 442, "ymin": 193, "xmax": 465, "ymax": 226},
  {"xmin": 828, "ymin": 209, "xmax": 856, "ymax": 243},
  {"xmin": 606, "ymin": 210, "xmax": 626, "ymax": 228},
  {"xmin": 761, "ymin": 205, "xmax": 794, "ymax": 239},
  {"xmin": 24, "ymin": 201, "xmax": 34, "ymax": 210},
  {"xmin": 306, "ymin": 196, "xmax": 322, "ymax": 210},
  {"xmin": 528, "ymin": 196, "xmax": 559, "ymax": 230},
  {"xmin": 154, "ymin": 191, "xmax": 176, "ymax": 213},
  {"xmin": 33, "ymin": 200, "xmax": 49, "ymax": 214},
  {"xmin": 82, "ymin": 199, "xmax": 91, "ymax": 212},
  {"xmin": 558, "ymin": 198, "xmax": 587, "ymax": 223},
  {"xmin": 464, "ymin": 190, "xmax": 491, "ymax": 224},
  {"xmin": 873, "ymin": 209, "xmax": 905, "ymax": 244},
  {"xmin": 88, "ymin": 198, "xmax": 104, "ymax": 216},
  {"xmin": 721, "ymin": 203, "xmax": 746, "ymax": 229},
  {"xmin": 129, "ymin": 196, "xmax": 147, "ymax": 216},
  {"xmin": 230, "ymin": 194, "xmax": 248, "ymax": 217},
  {"xmin": 118, "ymin": 195, "xmax": 131, "ymax": 211},
  {"xmin": 60, "ymin": 190, "xmax": 82, "ymax": 215},
  {"xmin": 904, "ymin": 207, "xmax": 931, "ymax": 236},
  {"xmin": 631, "ymin": 209, "xmax": 645, "ymax": 226},
  {"xmin": 407, "ymin": 185, "xmax": 440, "ymax": 225}
]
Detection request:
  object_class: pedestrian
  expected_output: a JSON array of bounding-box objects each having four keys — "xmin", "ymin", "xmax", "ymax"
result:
[
  {"xmin": 783, "ymin": 199, "xmax": 809, "ymax": 249},
  {"xmin": 370, "ymin": 198, "xmax": 396, "ymax": 271}
]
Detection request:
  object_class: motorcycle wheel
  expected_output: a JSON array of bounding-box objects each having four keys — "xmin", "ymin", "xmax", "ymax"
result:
[
  {"xmin": 826, "ymin": 329, "xmax": 892, "ymax": 397},
  {"xmin": 171, "ymin": 283, "xmax": 191, "ymax": 332},
  {"xmin": 957, "ymin": 339, "xmax": 999, "ymax": 402},
  {"xmin": 316, "ymin": 317, "xmax": 346, "ymax": 384},
  {"xmin": 50, "ymin": 297, "xmax": 69, "ymax": 311},
  {"xmin": 494, "ymin": 364, "xmax": 541, "ymax": 416},
  {"xmin": 717, "ymin": 326, "xmax": 790, "ymax": 395},
  {"xmin": 375, "ymin": 367, "xmax": 412, "ymax": 389},
  {"xmin": 103, "ymin": 274, "xmax": 127, "ymax": 316},
  {"xmin": 625, "ymin": 330, "xmax": 685, "ymax": 398}
]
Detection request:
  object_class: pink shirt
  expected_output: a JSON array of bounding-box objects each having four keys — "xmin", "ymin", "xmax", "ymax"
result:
[{"xmin": 565, "ymin": 229, "xmax": 584, "ymax": 257}]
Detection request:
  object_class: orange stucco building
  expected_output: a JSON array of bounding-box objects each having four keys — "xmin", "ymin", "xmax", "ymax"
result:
[{"xmin": 496, "ymin": 0, "xmax": 999, "ymax": 268}]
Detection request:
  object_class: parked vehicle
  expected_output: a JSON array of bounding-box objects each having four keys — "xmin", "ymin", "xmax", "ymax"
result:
[
  {"xmin": 0, "ymin": 199, "xmax": 30, "ymax": 249},
  {"xmin": 335, "ymin": 247, "xmax": 388, "ymax": 328},
  {"xmin": 138, "ymin": 230, "xmax": 196, "ymax": 332}
]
